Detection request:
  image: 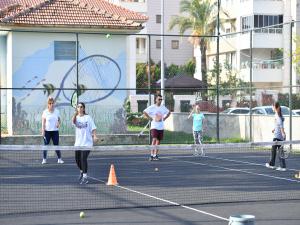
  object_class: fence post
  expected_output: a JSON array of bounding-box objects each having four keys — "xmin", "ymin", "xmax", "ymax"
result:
[
  {"xmin": 250, "ymin": 30, "xmax": 253, "ymax": 142},
  {"xmin": 289, "ymin": 21, "xmax": 293, "ymax": 141}
]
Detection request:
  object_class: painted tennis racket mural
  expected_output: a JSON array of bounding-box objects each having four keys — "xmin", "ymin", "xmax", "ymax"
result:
[{"xmin": 55, "ymin": 54, "xmax": 122, "ymax": 107}]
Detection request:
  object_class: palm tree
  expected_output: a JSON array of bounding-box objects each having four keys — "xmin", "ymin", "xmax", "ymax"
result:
[{"xmin": 169, "ymin": 0, "xmax": 228, "ymax": 99}]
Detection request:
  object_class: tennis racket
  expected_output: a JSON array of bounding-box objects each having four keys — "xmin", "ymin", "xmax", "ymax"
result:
[
  {"xmin": 278, "ymin": 144, "xmax": 291, "ymax": 159},
  {"xmin": 138, "ymin": 121, "xmax": 150, "ymax": 137},
  {"xmin": 71, "ymin": 91, "xmax": 78, "ymax": 109}
]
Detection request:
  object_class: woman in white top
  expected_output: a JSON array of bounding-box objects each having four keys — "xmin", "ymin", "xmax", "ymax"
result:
[
  {"xmin": 72, "ymin": 102, "xmax": 97, "ymax": 184},
  {"xmin": 41, "ymin": 96, "xmax": 64, "ymax": 164}
]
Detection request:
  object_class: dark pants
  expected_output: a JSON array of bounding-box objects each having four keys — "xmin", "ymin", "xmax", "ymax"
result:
[
  {"xmin": 75, "ymin": 150, "xmax": 90, "ymax": 173},
  {"xmin": 269, "ymin": 138, "xmax": 286, "ymax": 168},
  {"xmin": 43, "ymin": 130, "xmax": 61, "ymax": 159}
]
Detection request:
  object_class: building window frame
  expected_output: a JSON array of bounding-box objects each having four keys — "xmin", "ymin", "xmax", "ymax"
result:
[
  {"xmin": 156, "ymin": 14, "xmax": 161, "ymax": 24},
  {"xmin": 171, "ymin": 40, "xmax": 179, "ymax": 49},
  {"xmin": 156, "ymin": 40, "xmax": 161, "ymax": 49},
  {"xmin": 54, "ymin": 41, "xmax": 76, "ymax": 61}
]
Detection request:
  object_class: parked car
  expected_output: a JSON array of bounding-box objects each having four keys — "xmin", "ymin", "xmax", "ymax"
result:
[
  {"xmin": 292, "ymin": 109, "xmax": 300, "ymax": 115},
  {"xmin": 221, "ymin": 107, "xmax": 250, "ymax": 114},
  {"xmin": 251, "ymin": 106, "xmax": 294, "ymax": 115}
]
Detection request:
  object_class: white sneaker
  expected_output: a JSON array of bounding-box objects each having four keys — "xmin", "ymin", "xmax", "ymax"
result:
[
  {"xmin": 42, "ymin": 159, "xmax": 47, "ymax": 164},
  {"xmin": 276, "ymin": 167, "xmax": 287, "ymax": 171},
  {"xmin": 57, "ymin": 159, "xmax": 64, "ymax": 164},
  {"xmin": 265, "ymin": 163, "xmax": 275, "ymax": 169}
]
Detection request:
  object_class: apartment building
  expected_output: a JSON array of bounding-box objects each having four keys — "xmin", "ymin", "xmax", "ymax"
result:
[
  {"xmin": 208, "ymin": 0, "xmax": 299, "ymax": 91},
  {"xmin": 110, "ymin": 0, "xmax": 195, "ymax": 112},
  {"xmin": 111, "ymin": 0, "xmax": 193, "ymax": 66}
]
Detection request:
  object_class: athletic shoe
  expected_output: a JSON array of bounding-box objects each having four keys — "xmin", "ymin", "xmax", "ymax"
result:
[
  {"xmin": 153, "ymin": 155, "xmax": 159, "ymax": 161},
  {"xmin": 42, "ymin": 159, "xmax": 47, "ymax": 164},
  {"xmin": 276, "ymin": 167, "xmax": 287, "ymax": 171},
  {"xmin": 149, "ymin": 156, "xmax": 154, "ymax": 161},
  {"xmin": 265, "ymin": 163, "xmax": 275, "ymax": 169},
  {"xmin": 80, "ymin": 177, "xmax": 89, "ymax": 184},
  {"xmin": 57, "ymin": 159, "xmax": 64, "ymax": 164},
  {"xmin": 78, "ymin": 173, "xmax": 83, "ymax": 181}
]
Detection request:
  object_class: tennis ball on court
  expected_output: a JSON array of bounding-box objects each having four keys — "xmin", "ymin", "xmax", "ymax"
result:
[
  {"xmin": 155, "ymin": 168, "xmax": 159, "ymax": 171},
  {"xmin": 106, "ymin": 33, "xmax": 111, "ymax": 39},
  {"xmin": 80, "ymin": 211, "xmax": 85, "ymax": 218}
]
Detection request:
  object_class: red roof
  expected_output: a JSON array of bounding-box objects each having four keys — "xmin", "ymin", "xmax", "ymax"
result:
[{"xmin": 0, "ymin": 0, "xmax": 147, "ymax": 29}]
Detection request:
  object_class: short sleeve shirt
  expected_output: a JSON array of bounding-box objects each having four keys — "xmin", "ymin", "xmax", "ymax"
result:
[
  {"xmin": 144, "ymin": 104, "xmax": 169, "ymax": 130},
  {"xmin": 274, "ymin": 114, "xmax": 284, "ymax": 140},
  {"xmin": 74, "ymin": 115, "xmax": 97, "ymax": 147},
  {"xmin": 192, "ymin": 113, "xmax": 205, "ymax": 131},
  {"xmin": 42, "ymin": 108, "xmax": 60, "ymax": 131}
]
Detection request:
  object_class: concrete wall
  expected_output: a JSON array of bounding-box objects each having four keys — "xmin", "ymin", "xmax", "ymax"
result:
[
  {"xmin": 164, "ymin": 113, "xmax": 300, "ymax": 142},
  {"xmin": 1, "ymin": 134, "xmax": 148, "ymax": 145}
]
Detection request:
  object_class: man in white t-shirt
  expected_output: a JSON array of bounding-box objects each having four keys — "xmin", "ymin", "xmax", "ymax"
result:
[{"xmin": 143, "ymin": 94, "xmax": 170, "ymax": 161}]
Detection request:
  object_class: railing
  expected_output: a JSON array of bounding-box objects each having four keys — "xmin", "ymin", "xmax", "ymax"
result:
[{"xmin": 241, "ymin": 61, "xmax": 283, "ymax": 69}]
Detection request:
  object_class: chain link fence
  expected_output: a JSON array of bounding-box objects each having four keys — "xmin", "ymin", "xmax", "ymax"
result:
[{"xmin": 0, "ymin": 21, "xmax": 299, "ymax": 144}]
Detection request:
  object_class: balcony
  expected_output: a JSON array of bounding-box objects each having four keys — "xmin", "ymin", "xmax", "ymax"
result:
[
  {"xmin": 239, "ymin": 0, "xmax": 283, "ymax": 15},
  {"xmin": 239, "ymin": 28, "xmax": 283, "ymax": 49},
  {"xmin": 240, "ymin": 61, "xmax": 283, "ymax": 82}
]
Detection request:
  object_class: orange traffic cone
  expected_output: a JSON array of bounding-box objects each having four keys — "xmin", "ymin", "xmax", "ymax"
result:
[
  {"xmin": 106, "ymin": 164, "xmax": 118, "ymax": 185},
  {"xmin": 295, "ymin": 171, "xmax": 300, "ymax": 179}
]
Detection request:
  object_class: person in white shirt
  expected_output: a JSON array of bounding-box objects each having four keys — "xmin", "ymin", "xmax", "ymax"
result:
[
  {"xmin": 72, "ymin": 102, "xmax": 97, "ymax": 184},
  {"xmin": 41, "ymin": 96, "xmax": 64, "ymax": 164},
  {"xmin": 143, "ymin": 94, "xmax": 170, "ymax": 161}
]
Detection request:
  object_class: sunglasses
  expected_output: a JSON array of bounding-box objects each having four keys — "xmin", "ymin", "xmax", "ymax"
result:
[{"xmin": 158, "ymin": 98, "xmax": 163, "ymax": 101}]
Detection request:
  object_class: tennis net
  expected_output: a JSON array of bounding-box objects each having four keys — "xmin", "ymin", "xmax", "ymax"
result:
[{"xmin": 1, "ymin": 141, "xmax": 300, "ymax": 216}]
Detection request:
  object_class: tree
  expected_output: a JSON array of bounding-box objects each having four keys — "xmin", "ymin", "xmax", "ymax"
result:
[
  {"xmin": 208, "ymin": 61, "xmax": 250, "ymax": 107},
  {"xmin": 169, "ymin": 0, "xmax": 230, "ymax": 100}
]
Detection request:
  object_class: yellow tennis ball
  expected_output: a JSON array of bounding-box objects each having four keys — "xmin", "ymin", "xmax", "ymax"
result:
[{"xmin": 80, "ymin": 211, "xmax": 85, "ymax": 218}]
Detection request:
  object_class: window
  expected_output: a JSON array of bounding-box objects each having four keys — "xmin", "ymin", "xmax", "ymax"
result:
[
  {"xmin": 241, "ymin": 16, "xmax": 251, "ymax": 31},
  {"xmin": 137, "ymin": 100, "xmax": 148, "ymax": 112},
  {"xmin": 171, "ymin": 40, "xmax": 179, "ymax": 49},
  {"xmin": 136, "ymin": 38, "xmax": 146, "ymax": 54},
  {"xmin": 156, "ymin": 15, "xmax": 161, "ymax": 24},
  {"xmin": 253, "ymin": 15, "xmax": 283, "ymax": 28},
  {"xmin": 156, "ymin": 40, "xmax": 161, "ymax": 49},
  {"xmin": 180, "ymin": 100, "xmax": 190, "ymax": 112},
  {"xmin": 244, "ymin": 15, "xmax": 283, "ymax": 31},
  {"xmin": 226, "ymin": 52, "xmax": 235, "ymax": 67},
  {"xmin": 54, "ymin": 41, "xmax": 76, "ymax": 60}
]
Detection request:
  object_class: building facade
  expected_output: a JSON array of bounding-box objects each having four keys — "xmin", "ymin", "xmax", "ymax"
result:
[{"xmin": 208, "ymin": 0, "xmax": 299, "ymax": 91}]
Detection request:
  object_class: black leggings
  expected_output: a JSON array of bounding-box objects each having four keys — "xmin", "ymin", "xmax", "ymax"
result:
[
  {"xmin": 75, "ymin": 150, "xmax": 90, "ymax": 173},
  {"xmin": 269, "ymin": 138, "xmax": 286, "ymax": 168}
]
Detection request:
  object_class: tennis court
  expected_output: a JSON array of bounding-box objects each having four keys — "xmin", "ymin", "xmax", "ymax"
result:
[{"xmin": 0, "ymin": 142, "xmax": 300, "ymax": 225}]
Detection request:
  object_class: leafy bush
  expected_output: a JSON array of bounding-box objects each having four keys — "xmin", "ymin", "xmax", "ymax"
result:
[{"xmin": 126, "ymin": 112, "xmax": 148, "ymax": 127}]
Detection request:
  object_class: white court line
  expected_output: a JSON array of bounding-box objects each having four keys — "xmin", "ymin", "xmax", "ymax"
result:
[
  {"xmin": 203, "ymin": 155, "xmax": 300, "ymax": 172},
  {"xmin": 163, "ymin": 156, "xmax": 300, "ymax": 183},
  {"xmin": 88, "ymin": 176, "xmax": 229, "ymax": 222}
]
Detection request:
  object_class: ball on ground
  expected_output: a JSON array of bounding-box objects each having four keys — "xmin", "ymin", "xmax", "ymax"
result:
[
  {"xmin": 106, "ymin": 33, "xmax": 111, "ymax": 39},
  {"xmin": 155, "ymin": 167, "xmax": 159, "ymax": 171},
  {"xmin": 80, "ymin": 211, "xmax": 85, "ymax": 218}
]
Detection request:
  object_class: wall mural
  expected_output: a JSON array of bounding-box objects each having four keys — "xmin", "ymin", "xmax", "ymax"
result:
[{"xmin": 11, "ymin": 42, "xmax": 127, "ymax": 135}]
